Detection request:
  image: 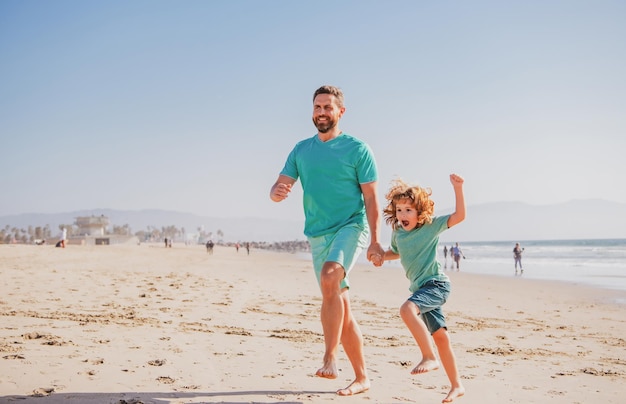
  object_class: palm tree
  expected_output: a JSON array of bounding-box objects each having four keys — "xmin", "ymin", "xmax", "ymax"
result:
[{"xmin": 43, "ymin": 224, "xmax": 51, "ymax": 238}]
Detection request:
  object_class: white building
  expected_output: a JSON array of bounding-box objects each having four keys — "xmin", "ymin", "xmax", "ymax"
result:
[{"xmin": 75, "ymin": 215, "xmax": 110, "ymax": 236}]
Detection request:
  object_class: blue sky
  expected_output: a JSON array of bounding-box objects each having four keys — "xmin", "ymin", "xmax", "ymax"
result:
[{"xmin": 1, "ymin": 1, "xmax": 625, "ymax": 223}]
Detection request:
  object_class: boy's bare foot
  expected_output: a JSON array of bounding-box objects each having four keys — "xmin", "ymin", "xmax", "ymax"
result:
[
  {"xmin": 442, "ymin": 385, "xmax": 465, "ymax": 402},
  {"xmin": 336, "ymin": 379, "xmax": 371, "ymax": 396},
  {"xmin": 410, "ymin": 358, "xmax": 440, "ymax": 374},
  {"xmin": 316, "ymin": 361, "xmax": 338, "ymax": 379}
]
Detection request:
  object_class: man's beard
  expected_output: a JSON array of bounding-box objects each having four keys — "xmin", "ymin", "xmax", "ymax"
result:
[{"xmin": 313, "ymin": 117, "xmax": 337, "ymax": 133}]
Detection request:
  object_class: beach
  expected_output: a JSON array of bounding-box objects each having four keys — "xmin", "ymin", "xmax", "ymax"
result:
[{"xmin": 1, "ymin": 244, "xmax": 625, "ymax": 404}]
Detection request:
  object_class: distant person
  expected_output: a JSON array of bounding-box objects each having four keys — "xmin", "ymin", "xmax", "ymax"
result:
[
  {"xmin": 269, "ymin": 85, "xmax": 384, "ymax": 396},
  {"xmin": 451, "ymin": 242, "xmax": 464, "ymax": 271},
  {"xmin": 168, "ymin": 238, "xmax": 172, "ymax": 248},
  {"xmin": 206, "ymin": 240, "xmax": 214, "ymax": 255},
  {"xmin": 443, "ymin": 245, "xmax": 448, "ymax": 269},
  {"xmin": 377, "ymin": 173, "xmax": 466, "ymax": 403},
  {"xmin": 56, "ymin": 228, "xmax": 67, "ymax": 248},
  {"xmin": 513, "ymin": 242, "xmax": 524, "ymax": 275},
  {"xmin": 164, "ymin": 237, "xmax": 168, "ymax": 248},
  {"xmin": 235, "ymin": 242, "xmax": 240, "ymax": 252},
  {"xmin": 245, "ymin": 242, "xmax": 250, "ymax": 255}
]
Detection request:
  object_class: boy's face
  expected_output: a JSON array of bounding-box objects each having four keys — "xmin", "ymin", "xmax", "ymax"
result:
[{"xmin": 395, "ymin": 200, "xmax": 419, "ymax": 231}]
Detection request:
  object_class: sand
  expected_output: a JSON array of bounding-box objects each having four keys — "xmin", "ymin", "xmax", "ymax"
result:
[{"xmin": 0, "ymin": 243, "xmax": 624, "ymax": 404}]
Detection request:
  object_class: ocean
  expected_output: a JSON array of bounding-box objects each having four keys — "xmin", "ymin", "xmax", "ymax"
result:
[
  {"xmin": 298, "ymin": 238, "xmax": 626, "ymax": 294},
  {"xmin": 437, "ymin": 238, "xmax": 626, "ymax": 293}
]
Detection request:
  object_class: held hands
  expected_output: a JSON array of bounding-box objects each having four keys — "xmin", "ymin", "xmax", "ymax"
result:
[{"xmin": 367, "ymin": 242, "xmax": 385, "ymax": 267}]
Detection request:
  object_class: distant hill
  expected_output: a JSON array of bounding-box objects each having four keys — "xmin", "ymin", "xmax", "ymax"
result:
[{"xmin": 1, "ymin": 199, "xmax": 625, "ymax": 243}]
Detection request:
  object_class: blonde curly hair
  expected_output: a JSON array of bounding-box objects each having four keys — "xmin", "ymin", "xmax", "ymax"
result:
[{"xmin": 383, "ymin": 178, "xmax": 434, "ymax": 230}]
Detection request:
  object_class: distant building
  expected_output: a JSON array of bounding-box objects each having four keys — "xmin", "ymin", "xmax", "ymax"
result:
[
  {"xmin": 75, "ymin": 215, "xmax": 110, "ymax": 236},
  {"xmin": 69, "ymin": 215, "xmax": 137, "ymax": 246}
]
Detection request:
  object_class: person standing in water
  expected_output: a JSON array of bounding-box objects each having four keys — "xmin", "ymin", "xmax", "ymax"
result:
[{"xmin": 513, "ymin": 242, "xmax": 524, "ymax": 275}]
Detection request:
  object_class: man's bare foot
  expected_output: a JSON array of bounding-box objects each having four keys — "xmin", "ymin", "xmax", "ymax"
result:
[
  {"xmin": 316, "ymin": 361, "xmax": 338, "ymax": 379},
  {"xmin": 336, "ymin": 379, "xmax": 371, "ymax": 396},
  {"xmin": 410, "ymin": 358, "xmax": 440, "ymax": 374},
  {"xmin": 442, "ymin": 385, "xmax": 465, "ymax": 402}
]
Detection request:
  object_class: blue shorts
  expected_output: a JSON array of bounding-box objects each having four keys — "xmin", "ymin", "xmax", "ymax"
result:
[
  {"xmin": 407, "ymin": 279, "xmax": 450, "ymax": 334},
  {"xmin": 308, "ymin": 223, "xmax": 369, "ymax": 290}
]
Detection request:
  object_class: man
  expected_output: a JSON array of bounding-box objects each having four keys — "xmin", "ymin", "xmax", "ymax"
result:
[
  {"xmin": 513, "ymin": 242, "xmax": 524, "ymax": 275},
  {"xmin": 451, "ymin": 242, "xmax": 464, "ymax": 271},
  {"xmin": 270, "ymin": 85, "xmax": 384, "ymax": 395}
]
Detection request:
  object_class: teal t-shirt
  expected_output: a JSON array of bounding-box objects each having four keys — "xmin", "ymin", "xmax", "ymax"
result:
[
  {"xmin": 280, "ymin": 133, "xmax": 378, "ymax": 238},
  {"xmin": 391, "ymin": 215, "xmax": 451, "ymax": 292}
]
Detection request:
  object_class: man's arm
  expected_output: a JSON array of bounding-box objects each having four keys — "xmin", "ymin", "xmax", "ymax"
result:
[
  {"xmin": 270, "ymin": 175, "xmax": 296, "ymax": 202},
  {"xmin": 360, "ymin": 181, "xmax": 385, "ymax": 265}
]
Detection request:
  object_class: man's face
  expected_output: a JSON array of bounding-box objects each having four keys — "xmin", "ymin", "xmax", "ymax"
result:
[{"xmin": 312, "ymin": 94, "xmax": 345, "ymax": 133}]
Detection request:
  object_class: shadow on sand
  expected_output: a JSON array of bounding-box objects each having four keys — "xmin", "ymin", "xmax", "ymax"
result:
[{"xmin": 1, "ymin": 389, "xmax": 336, "ymax": 404}]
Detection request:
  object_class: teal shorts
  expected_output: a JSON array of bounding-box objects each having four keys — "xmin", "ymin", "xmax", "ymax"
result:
[
  {"xmin": 408, "ymin": 279, "xmax": 451, "ymax": 334},
  {"xmin": 308, "ymin": 223, "xmax": 369, "ymax": 290}
]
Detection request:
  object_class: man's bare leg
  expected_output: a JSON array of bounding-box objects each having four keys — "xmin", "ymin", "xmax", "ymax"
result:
[
  {"xmin": 336, "ymin": 290, "xmax": 370, "ymax": 396},
  {"xmin": 432, "ymin": 328, "xmax": 465, "ymax": 402},
  {"xmin": 399, "ymin": 301, "xmax": 440, "ymax": 374},
  {"xmin": 316, "ymin": 262, "xmax": 345, "ymax": 379}
]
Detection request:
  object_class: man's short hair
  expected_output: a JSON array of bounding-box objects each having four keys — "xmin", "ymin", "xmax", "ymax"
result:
[{"xmin": 313, "ymin": 85, "xmax": 344, "ymax": 108}]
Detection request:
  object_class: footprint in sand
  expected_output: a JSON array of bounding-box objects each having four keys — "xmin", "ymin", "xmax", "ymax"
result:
[{"xmin": 32, "ymin": 387, "xmax": 54, "ymax": 397}]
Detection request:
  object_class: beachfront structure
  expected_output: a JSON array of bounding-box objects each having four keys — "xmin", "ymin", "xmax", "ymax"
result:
[
  {"xmin": 68, "ymin": 215, "xmax": 137, "ymax": 246},
  {"xmin": 75, "ymin": 215, "xmax": 110, "ymax": 236}
]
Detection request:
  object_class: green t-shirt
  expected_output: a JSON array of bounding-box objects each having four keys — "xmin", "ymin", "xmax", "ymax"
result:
[
  {"xmin": 280, "ymin": 133, "xmax": 378, "ymax": 238},
  {"xmin": 391, "ymin": 215, "xmax": 450, "ymax": 292}
]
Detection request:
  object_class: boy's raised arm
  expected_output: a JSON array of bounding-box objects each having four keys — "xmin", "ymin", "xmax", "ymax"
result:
[{"xmin": 447, "ymin": 173, "xmax": 466, "ymax": 228}]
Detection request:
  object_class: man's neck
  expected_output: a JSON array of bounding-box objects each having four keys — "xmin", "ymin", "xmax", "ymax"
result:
[{"xmin": 317, "ymin": 128, "xmax": 342, "ymax": 142}]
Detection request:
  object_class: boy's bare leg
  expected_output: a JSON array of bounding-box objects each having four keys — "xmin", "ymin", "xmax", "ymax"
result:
[
  {"xmin": 399, "ymin": 301, "xmax": 440, "ymax": 374},
  {"xmin": 432, "ymin": 328, "xmax": 465, "ymax": 402},
  {"xmin": 316, "ymin": 262, "xmax": 345, "ymax": 379},
  {"xmin": 336, "ymin": 290, "xmax": 370, "ymax": 396}
]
